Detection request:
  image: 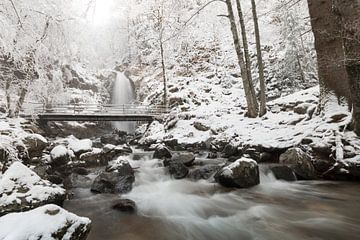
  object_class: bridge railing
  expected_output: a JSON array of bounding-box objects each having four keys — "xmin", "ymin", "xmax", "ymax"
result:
[{"xmin": 22, "ymin": 103, "xmax": 168, "ymax": 116}]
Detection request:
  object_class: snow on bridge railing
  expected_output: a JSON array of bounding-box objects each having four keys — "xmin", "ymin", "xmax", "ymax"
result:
[{"xmin": 21, "ymin": 103, "xmax": 169, "ymax": 116}]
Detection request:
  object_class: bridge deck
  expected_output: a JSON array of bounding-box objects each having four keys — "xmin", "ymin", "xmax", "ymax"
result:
[{"xmin": 21, "ymin": 103, "xmax": 166, "ymax": 122}]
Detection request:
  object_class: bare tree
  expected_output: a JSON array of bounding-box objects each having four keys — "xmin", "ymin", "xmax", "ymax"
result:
[
  {"xmin": 152, "ymin": 6, "xmax": 168, "ymax": 108},
  {"xmin": 225, "ymin": 0, "xmax": 258, "ymax": 117},
  {"xmin": 250, "ymin": 0, "xmax": 266, "ymax": 116}
]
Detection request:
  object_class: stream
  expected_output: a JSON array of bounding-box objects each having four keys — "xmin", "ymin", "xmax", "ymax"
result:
[{"xmin": 64, "ymin": 149, "xmax": 360, "ymax": 240}]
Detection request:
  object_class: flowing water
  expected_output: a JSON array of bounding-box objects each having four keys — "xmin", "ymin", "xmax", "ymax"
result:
[
  {"xmin": 64, "ymin": 150, "xmax": 360, "ymax": 240},
  {"xmin": 112, "ymin": 72, "xmax": 135, "ymax": 133}
]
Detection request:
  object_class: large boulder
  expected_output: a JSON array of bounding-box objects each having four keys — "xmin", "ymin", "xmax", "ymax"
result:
[
  {"xmin": 215, "ymin": 158, "xmax": 260, "ymax": 188},
  {"xmin": 101, "ymin": 144, "xmax": 133, "ymax": 162},
  {"xmin": 112, "ymin": 199, "xmax": 137, "ymax": 213},
  {"xmin": 0, "ymin": 204, "xmax": 91, "ymax": 240},
  {"xmin": 279, "ymin": 147, "xmax": 317, "ymax": 180},
  {"xmin": 0, "ymin": 162, "xmax": 66, "ymax": 216},
  {"xmin": 168, "ymin": 152, "xmax": 195, "ymax": 167},
  {"xmin": 22, "ymin": 134, "xmax": 48, "ymax": 158},
  {"xmin": 168, "ymin": 162, "xmax": 189, "ymax": 179},
  {"xmin": 270, "ymin": 166, "xmax": 297, "ymax": 181},
  {"xmin": 68, "ymin": 138, "xmax": 93, "ymax": 156},
  {"xmin": 188, "ymin": 165, "xmax": 222, "ymax": 180},
  {"xmin": 50, "ymin": 145, "xmax": 73, "ymax": 167},
  {"xmin": 79, "ymin": 148, "xmax": 104, "ymax": 167},
  {"xmin": 153, "ymin": 144, "xmax": 172, "ymax": 159},
  {"xmin": 91, "ymin": 159, "xmax": 135, "ymax": 194}
]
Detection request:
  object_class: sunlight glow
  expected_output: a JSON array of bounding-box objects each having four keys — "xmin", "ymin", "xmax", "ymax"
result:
[{"xmin": 92, "ymin": 0, "xmax": 115, "ymax": 26}]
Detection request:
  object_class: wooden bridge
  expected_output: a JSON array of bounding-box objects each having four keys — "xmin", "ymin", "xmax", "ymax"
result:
[{"xmin": 21, "ymin": 103, "xmax": 168, "ymax": 122}]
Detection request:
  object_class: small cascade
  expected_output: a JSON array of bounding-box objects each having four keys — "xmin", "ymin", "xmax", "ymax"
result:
[{"xmin": 112, "ymin": 72, "xmax": 135, "ymax": 133}]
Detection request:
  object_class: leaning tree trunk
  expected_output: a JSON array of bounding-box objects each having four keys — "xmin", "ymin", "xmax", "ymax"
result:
[
  {"xmin": 307, "ymin": 0, "xmax": 351, "ymax": 112},
  {"xmin": 225, "ymin": 0, "xmax": 258, "ymax": 117},
  {"xmin": 335, "ymin": 0, "xmax": 360, "ymax": 135},
  {"xmin": 250, "ymin": 0, "xmax": 266, "ymax": 116}
]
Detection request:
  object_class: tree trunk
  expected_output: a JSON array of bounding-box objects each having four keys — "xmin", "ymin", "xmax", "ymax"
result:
[
  {"xmin": 307, "ymin": 0, "xmax": 350, "ymax": 102},
  {"xmin": 5, "ymin": 77, "xmax": 11, "ymax": 111},
  {"xmin": 160, "ymin": 39, "xmax": 168, "ymax": 109},
  {"xmin": 335, "ymin": 0, "xmax": 360, "ymax": 135},
  {"xmin": 14, "ymin": 86, "xmax": 27, "ymax": 117},
  {"xmin": 225, "ymin": 0, "xmax": 258, "ymax": 117},
  {"xmin": 251, "ymin": 0, "xmax": 266, "ymax": 116}
]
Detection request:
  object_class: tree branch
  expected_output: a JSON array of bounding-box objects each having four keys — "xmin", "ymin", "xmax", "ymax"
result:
[{"xmin": 8, "ymin": 0, "xmax": 23, "ymax": 28}]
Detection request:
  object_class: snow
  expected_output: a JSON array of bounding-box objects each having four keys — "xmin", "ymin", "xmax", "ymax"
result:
[
  {"xmin": 68, "ymin": 137, "xmax": 93, "ymax": 154},
  {"xmin": 222, "ymin": 157, "xmax": 258, "ymax": 177},
  {"xmin": 0, "ymin": 162, "xmax": 65, "ymax": 211},
  {"xmin": 50, "ymin": 145, "xmax": 69, "ymax": 159},
  {"xmin": 0, "ymin": 204, "xmax": 91, "ymax": 240}
]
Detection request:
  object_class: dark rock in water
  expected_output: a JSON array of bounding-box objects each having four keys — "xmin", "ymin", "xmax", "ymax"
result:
[
  {"xmin": 188, "ymin": 165, "xmax": 222, "ymax": 180},
  {"xmin": 72, "ymin": 167, "xmax": 89, "ymax": 175},
  {"xmin": 222, "ymin": 144, "xmax": 240, "ymax": 158},
  {"xmin": 153, "ymin": 145, "xmax": 172, "ymax": 159},
  {"xmin": 215, "ymin": 158, "xmax": 260, "ymax": 188},
  {"xmin": 91, "ymin": 172, "xmax": 135, "ymax": 194},
  {"xmin": 112, "ymin": 199, "xmax": 137, "ymax": 213},
  {"xmin": 64, "ymin": 173, "xmax": 93, "ymax": 189},
  {"xmin": 47, "ymin": 174, "xmax": 64, "ymax": 185},
  {"xmin": 105, "ymin": 159, "xmax": 134, "ymax": 175},
  {"xmin": 22, "ymin": 134, "xmax": 48, "ymax": 158},
  {"xmin": 207, "ymin": 152, "xmax": 218, "ymax": 159},
  {"xmin": 101, "ymin": 134, "xmax": 126, "ymax": 145},
  {"xmin": 280, "ymin": 148, "xmax": 317, "ymax": 180},
  {"xmin": 168, "ymin": 162, "xmax": 189, "ymax": 179},
  {"xmin": 169, "ymin": 152, "xmax": 195, "ymax": 167},
  {"xmin": 91, "ymin": 160, "xmax": 135, "ymax": 194},
  {"xmin": 270, "ymin": 166, "xmax": 297, "ymax": 181}
]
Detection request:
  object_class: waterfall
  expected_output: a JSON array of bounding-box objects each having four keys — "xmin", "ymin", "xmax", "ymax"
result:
[{"xmin": 112, "ymin": 72, "xmax": 135, "ymax": 133}]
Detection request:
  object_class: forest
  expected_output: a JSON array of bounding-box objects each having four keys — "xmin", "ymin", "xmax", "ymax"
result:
[{"xmin": 0, "ymin": 0, "xmax": 359, "ymax": 239}]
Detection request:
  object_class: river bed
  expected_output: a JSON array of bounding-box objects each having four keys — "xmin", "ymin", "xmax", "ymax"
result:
[{"xmin": 64, "ymin": 150, "xmax": 360, "ymax": 240}]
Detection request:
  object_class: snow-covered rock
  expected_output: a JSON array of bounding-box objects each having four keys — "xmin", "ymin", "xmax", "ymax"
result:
[
  {"xmin": 22, "ymin": 133, "xmax": 48, "ymax": 158},
  {"xmin": 139, "ymin": 121, "xmax": 165, "ymax": 146},
  {"xmin": 0, "ymin": 162, "xmax": 66, "ymax": 216},
  {"xmin": 68, "ymin": 138, "xmax": 93, "ymax": 156},
  {"xmin": 91, "ymin": 159, "xmax": 135, "ymax": 194},
  {"xmin": 153, "ymin": 144, "xmax": 172, "ymax": 159},
  {"xmin": 50, "ymin": 145, "xmax": 73, "ymax": 167},
  {"xmin": 0, "ymin": 204, "xmax": 91, "ymax": 240},
  {"xmin": 215, "ymin": 158, "xmax": 260, "ymax": 188}
]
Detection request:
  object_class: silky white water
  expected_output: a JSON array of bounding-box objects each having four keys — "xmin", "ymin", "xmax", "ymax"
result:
[
  {"xmin": 64, "ymin": 150, "xmax": 360, "ymax": 240},
  {"xmin": 112, "ymin": 72, "xmax": 135, "ymax": 132}
]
